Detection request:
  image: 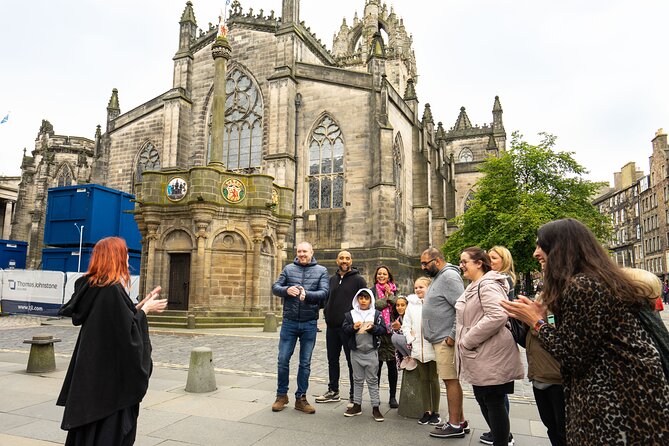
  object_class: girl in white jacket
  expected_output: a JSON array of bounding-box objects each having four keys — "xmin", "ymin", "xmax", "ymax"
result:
[{"xmin": 401, "ymin": 277, "xmax": 441, "ymax": 425}]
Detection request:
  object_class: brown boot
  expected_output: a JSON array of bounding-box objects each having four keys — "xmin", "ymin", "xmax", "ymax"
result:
[
  {"xmin": 271, "ymin": 394, "xmax": 289, "ymax": 412},
  {"xmin": 344, "ymin": 403, "xmax": 362, "ymax": 417},
  {"xmin": 294, "ymin": 395, "xmax": 316, "ymax": 414},
  {"xmin": 372, "ymin": 406, "xmax": 384, "ymax": 422}
]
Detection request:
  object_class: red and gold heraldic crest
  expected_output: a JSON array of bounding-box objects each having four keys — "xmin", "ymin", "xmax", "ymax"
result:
[{"xmin": 222, "ymin": 178, "xmax": 246, "ymax": 203}]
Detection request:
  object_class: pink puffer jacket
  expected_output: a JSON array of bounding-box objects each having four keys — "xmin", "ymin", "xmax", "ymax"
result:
[{"xmin": 455, "ymin": 270, "xmax": 524, "ymax": 386}]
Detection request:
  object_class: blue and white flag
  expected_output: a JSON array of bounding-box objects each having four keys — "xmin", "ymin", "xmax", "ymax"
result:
[{"xmin": 0, "ymin": 112, "xmax": 8, "ymax": 124}]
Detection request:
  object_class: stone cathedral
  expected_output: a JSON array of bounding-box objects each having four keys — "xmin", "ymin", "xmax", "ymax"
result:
[{"xmin": 11, "ymin": 0, "xmax": 505, "ymax": 313}]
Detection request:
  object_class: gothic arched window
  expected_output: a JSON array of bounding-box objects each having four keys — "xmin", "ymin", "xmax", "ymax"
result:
[
  {"xmin": 308, "ymin": 116, "xmax": 344, "ymax": 209},
  {"xmin": 135, "ymin": 143, "xmax": 161, "ymax": 180},
  {"xmin": 208, "ymin": 68, "xmax": 263, "ymax": 172},
  {"xmin": 458, "ymin": 148, "xmax": 474, "ymax": 163},
  {"xmin": 55, "ymin": 164, "xmax": 73, "ymax": 187},
  {"xmin": 393, "ymin": 133, "xmax": 404, "ymax": 221}
]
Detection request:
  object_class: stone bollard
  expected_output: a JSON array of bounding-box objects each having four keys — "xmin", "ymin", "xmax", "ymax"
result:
[
  {"xmin": 187, "ymin": 314, "xmax": 196, "ymax": 329},
  {"xmin": 185, "ymin": 347, "xmax": 217, "ymax": 393},
  {"xmin": 398, "ymin": 367, "xmax": 429, "ymax": 419},
  {"xmin": 263, "ymin": 313, "xmax": 277, "ymax": 332},
  {"xmin": 23, "ymin": 335, "xmax": 61, "ymax": 373}
]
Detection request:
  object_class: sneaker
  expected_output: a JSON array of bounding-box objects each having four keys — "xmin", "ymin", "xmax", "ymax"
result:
[
  {"xmin": 428, "ymin": 412, "xmax": 441, "ymax": 425},
  {"xmin": 346, "ymin": 397, "xmax": 354, "ymax": 409},
  {"xmin": 315, "ymin": 390, "xmax": 340, "ymax": 403},
  {"xmin": 479, "ymin": 431, "xmax": 515, "ymax": 445},
  {"xmin": 418, "ymin": 411, "xmax": 432, "ymax": 425},
  {"xmin": 389, "ymin": 397, "xmax": 399, "ymax": 409},
  {"xmin": 399, "ymin": 357, "xmax": 409, "ymax": 369},
  {"xmin": 405, "ymin": 357, "xmax": 418, "ymax": 371},
  {"xmin": 344, "ymin": 403, "xmax": 362, "ymax": 417},
  {"xmin": 271, "ymin": 394, "xmax": 288, "ymax": 412},
  {"xmin": 429, "ymin": 422, "xmax": 465, "ymax": 438},
  {"xmin": 463, "ymin": 420, "xmax": 471, "ymax": 434},
  {"xmin": 294, "ymin": 395, "xmax": 316, "ymax": 414},
  {"xmin": 479, "ymin": 431, "xmax": 493, "ymax": 445},
  {"xmin": 372, "ymin": 406, "xmax": 384, "ymax": 422}
]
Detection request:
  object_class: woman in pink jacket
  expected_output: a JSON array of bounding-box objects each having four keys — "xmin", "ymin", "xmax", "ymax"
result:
[{"xmin": 456, "ymin": 247, "xmax": 524, "ymax": 446}]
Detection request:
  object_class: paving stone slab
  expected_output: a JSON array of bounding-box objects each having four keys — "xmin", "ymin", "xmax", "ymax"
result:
[
  {"xmin": 149, "ymin": 394, "xmax": 267, "ymax": 421},
  {"xmin": 150, "ymin": 416, "xmax": 275, "ymax": 446},
  {"xmin": 11, "ymin": 400, "xmax": 63, "ymax": 423},
  {"xmin": 0, "ymin": 413, "xmax": 37, "ymax": 433},
  {"xmin": 5, "ymin": 419, "xmax": 67, "ymax": 444}
]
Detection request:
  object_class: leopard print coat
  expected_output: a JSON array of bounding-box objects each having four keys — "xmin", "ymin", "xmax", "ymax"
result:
[{"xmin": 538, "ymin": 274, "xmax": 669, "ymax": 445}]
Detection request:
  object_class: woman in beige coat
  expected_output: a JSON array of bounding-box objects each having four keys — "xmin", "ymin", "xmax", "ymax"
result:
[{"xmin": 456, "ymin": 247, "xmax": 524, "ymax": 446}]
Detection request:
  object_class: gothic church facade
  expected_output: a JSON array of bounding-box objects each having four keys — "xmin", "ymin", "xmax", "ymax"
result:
[{"xmin": 11, "ymin": 0, "xmax": 505, "ymax": 312}]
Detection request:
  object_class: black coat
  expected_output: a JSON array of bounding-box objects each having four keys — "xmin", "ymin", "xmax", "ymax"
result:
[
  {"xmin": 56, "ymin": 276, "xmax": 153, "ymax": 430},
  {"xmin": 324, "ymin": 268, "xmax": 367, "ymax": 328}
]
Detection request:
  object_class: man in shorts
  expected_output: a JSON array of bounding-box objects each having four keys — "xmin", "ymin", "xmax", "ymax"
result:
[{"xmin": 420, "ymin": 247, "xmax": 468, "ymax": 438}]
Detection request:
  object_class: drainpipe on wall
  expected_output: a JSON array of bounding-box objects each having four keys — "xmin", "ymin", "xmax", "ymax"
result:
[{"xmin": 292, "ymin": 93, "xmax": 302, "ymax": 249}]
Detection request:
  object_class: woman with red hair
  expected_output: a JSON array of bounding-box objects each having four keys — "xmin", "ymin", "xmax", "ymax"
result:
[{"xmin": 57, "ymin": 237, "xmax": 166, "ymax": 445}]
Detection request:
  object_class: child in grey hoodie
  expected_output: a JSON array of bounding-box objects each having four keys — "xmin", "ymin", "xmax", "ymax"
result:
[{"xmin": 342, "ymin": 288, "xmax": 387, "ymax": 421}]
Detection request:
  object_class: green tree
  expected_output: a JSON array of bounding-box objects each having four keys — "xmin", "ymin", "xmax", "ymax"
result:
[{"xmin": 443, "ymin": 132, "xmax": 611, "ymax": 292}]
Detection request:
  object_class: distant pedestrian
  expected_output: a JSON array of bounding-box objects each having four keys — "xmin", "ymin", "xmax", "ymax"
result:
[
  {"xmin": 271, "ymin": 242, "xmax": 329, "ymax": 414},
  {"xmin": 663, "ymin": 280, "xmax": 669, "ymax": 304},
  {"xmin": 502, "ymin": 218, "xmax": 669, "ymax": 445},
  {"xmin": 342, "ymin": 288, "xmax": 387, "ymax": 421},
  {"xmin": 57, "ymin": 237, "xmax": 167, "ymax": 445}
]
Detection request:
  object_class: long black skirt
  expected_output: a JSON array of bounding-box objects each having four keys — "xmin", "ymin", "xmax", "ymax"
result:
[{"xmin": 64, "ymin": 404, "xmax": 139, "ymax": 446}]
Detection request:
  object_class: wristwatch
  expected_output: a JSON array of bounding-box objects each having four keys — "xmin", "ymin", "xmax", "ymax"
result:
[{"xmin": 533, "ymin": 319, "xmax": 546, "ymax": 332}]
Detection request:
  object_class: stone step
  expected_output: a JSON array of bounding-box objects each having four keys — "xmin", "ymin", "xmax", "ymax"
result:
[{"xmin": 147, "ymin": 314, "xmax": 283, "ymax": 329}]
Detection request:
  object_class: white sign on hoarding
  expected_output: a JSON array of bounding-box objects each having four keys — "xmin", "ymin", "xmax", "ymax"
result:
[
  {"xmin": 1, "ymin": 269, "xmax": 65, "ymax": 316},
  {"xmin": 63, "ymin": 273, "xmax": 141, "ymax": 306}
]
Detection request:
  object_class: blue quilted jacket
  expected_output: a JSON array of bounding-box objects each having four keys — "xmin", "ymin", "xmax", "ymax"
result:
[{"xmin": 272, "ymin": 257, "xmax": 329, "ymax": 322}]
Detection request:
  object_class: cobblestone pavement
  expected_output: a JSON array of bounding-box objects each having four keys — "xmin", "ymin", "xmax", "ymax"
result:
[{"xmin": 0, "ymin": 315, "xmax": 537, "ymax": 402}]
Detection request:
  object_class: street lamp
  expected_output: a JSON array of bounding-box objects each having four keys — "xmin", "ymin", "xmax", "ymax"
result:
[{"xmin": 74, "ymin": 223, "xmax": 84, "ymax": 272}]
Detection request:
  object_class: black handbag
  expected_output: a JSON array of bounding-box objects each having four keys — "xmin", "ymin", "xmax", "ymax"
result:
[
  {"xmin": 477, "ymin": 281, "xmax": 528, "ymax": 348},
  {"xmin": 637, "ymin": 307, "xmax": 669, "ymax": 382}
]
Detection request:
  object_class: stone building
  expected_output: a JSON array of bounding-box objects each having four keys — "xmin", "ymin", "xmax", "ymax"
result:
[
  {"xmin": 638, "ymin": 129, "xmax": 669, "ymax": 277},
  {"xmin": 11, "ymin": 0, "xmax": 505, "ymax": 312},
  {"xmin": 593, "ymin": 162, "xmax": 644, "ymax": 268},
  {"xmin": 10, "ymin": 120, "xmax": 97, "ymax": 266},
  {"xmin": 0, "ymin": 176, "xmax": 19, "ymax": 239}
]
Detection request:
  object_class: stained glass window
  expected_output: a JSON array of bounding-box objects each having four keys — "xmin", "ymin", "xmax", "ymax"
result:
[
  {"xmin": 56, "ymin": 164, "xmax": 73, "ymax": 187},
  {"xmin": 135, "ymin": 143, "xmax": 161, "ymax": 180},
  {"xmin": 308, "ymin": 116, "xmax": 344, "ymax": 209},
  {"xmin": 208, "ymin": 68, "xmax": 263, "ymax": 172}
]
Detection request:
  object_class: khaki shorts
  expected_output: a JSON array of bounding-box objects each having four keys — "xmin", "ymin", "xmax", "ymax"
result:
[{"xmin": 433, "ymin": 341, "xmax": 458, "ymax": 380}]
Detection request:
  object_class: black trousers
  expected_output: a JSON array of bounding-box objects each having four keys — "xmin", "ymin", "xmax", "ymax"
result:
[
  {"xmin": 474, "ymin": 385, "xmax": 511, "ymax": 446},
  {"xmin": 533, "ymin": 385, "xmax": 567, "ymax": 446},
  {"xmin": 325, "ymin": 326, "xmax": 354, "ymax": 398},
  {"xmin": 65, "ymin": 403, "xmax": 139, "ymax": 446},
  {"xmin": 377, "ymin": 359, "xmax": 398, "ymax": 399}
]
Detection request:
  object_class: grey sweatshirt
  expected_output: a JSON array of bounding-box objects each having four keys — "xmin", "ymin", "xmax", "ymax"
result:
[{"xmin": 421, "ymin": 264, "xmax": 465, "ymax": 343}]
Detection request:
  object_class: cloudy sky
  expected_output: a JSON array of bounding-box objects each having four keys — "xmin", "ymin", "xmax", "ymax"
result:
[{"xmin": 1, "ymin": 0, "xmax": 667, "ymax": 184}]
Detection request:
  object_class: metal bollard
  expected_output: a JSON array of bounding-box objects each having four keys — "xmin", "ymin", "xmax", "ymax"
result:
[
  {"xmin": 185, "ymin": 347, "xmax": 217, "ymax": 393},
  {"xmin": 23, "ymin": 335, "xmax": 61, "ymax": 373},
  {"xmin": 263, "ymin": 313, "xmax": 277, "ymax": 332}
]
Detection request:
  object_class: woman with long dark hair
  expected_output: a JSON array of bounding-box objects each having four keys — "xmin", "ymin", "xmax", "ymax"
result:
[
  {"xmin": 57, "ymin": 237, "xmax": 167, "ymax": 445},
  {"xmin": 371, "ymin": 265, "xmax": 399, "ymax": 408},
  {"xmin": 501, "ymin": 218, "xmax": 669, "ymax": 444}
]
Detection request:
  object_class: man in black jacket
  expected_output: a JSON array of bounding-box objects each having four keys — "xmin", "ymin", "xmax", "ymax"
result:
[{"xmin": 315, "ymin": 250, "xmax": 367, "ymax": 406}]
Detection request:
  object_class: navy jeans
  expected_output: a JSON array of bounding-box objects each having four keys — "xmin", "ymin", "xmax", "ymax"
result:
[{"xmin": 277, "ymin": 318, "xmax": 318, "ymax": 398}]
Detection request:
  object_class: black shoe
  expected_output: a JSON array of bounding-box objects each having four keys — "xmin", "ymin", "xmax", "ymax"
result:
[
  {"xmin": 344, "ymin": 403, "xmax": 362, "ymax": 417},
  {"xmin": 418, "ymin": 411, "xmax": 432, "ymax": 425},
  {"xmin": 389, "ymin": 397, "xmax": 399, "ymax": 408},
  {"xmin": 479, "ymin": 431, "xmax": 493, "ymax": 445},
  {"xmin": 429, "ymin": 422, "xmax": 465, "ymax": 438},
  {"xmin": 428, "ymin": 412, "xmax": 441, "ymax": 425},
  {"xmin": 372, "ymin": 406, "xmax": 384, "ymax": 422}
]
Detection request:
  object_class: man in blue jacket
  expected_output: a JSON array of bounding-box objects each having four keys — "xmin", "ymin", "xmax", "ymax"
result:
[{"xmin": 271, "ymin": 241, "xmax": 329, "ymax": 414}]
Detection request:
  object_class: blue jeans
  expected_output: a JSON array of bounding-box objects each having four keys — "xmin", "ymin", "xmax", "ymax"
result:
[{"xmin": 277, "ymin": 318, "xmax": 318, "ymax": 398}]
